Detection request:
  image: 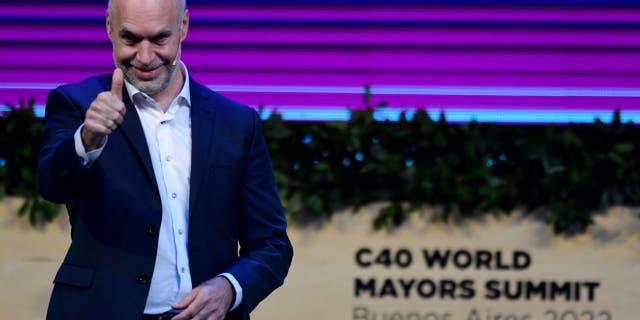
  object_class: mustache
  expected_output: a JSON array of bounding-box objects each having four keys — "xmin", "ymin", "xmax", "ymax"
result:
[{"xmin": 125, "ymin": 60, "xmax": 166, "ymax": 71}]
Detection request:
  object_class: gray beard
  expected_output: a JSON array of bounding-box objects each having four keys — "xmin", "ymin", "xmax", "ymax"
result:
[{"xmin": 121, "ymin": 63, "xmax": 177, "ymax": 96}]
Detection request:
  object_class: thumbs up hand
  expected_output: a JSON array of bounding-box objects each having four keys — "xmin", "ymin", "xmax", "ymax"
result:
[{"xmin": 81, "ymin": 68, "xmax": 127, "ymax": 151}]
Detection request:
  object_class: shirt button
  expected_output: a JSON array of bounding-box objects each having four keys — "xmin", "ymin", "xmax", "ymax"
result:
[
  {"xmin": 171, "ymin": 193, "xmax": 177, "ymax": 199},
  {"xmin": 166, "ymin": 155, "xmax": 173, "ymax": 162},
  {"xmin": 181, "ymin": 267, "xmax": 186, "ymax": 273},
  {"xmin": 137, "ymin": 273, "xmax": 150, "ymax": 284},
  {"xmin": 178, "ymin": 229, "xmax": 184, "ymax": 235}
]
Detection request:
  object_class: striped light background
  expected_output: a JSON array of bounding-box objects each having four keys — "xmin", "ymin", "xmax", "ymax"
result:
[{"xmin": 2, "ymin": 1, "xmax": 640, "ymax": 123}]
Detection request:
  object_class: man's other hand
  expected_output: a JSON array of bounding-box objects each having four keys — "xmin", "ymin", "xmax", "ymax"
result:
[
  {"xmin": 171, "ymin": 276, "xmax": 234, "ymax": 320},
  {"xmin": 81, "ymin": 68, "xmax": 126, "ymax": 151}
]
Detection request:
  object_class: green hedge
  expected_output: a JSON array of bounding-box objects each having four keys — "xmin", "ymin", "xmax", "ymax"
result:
[
  {"xmin": 1, "ymin": 100, "xmax": 638, "ymax": 233},
  {"xmin": 262, "ymin": 109, "xmax": 639, "ymax": 234}
]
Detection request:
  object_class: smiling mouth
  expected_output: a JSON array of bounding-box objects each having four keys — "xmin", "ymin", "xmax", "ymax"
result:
[{"xmin": 132, "ymin": 66, "xmax": 161, "ymax": 80}]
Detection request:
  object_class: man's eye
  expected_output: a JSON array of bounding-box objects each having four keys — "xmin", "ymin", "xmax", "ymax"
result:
[
  {"xmin": 122, "ymin": 37, "xmax": 138, "ymax": 44},
  {"xmin": 154, "ymin": 37, "xmax": 169, "ymax": 44}
]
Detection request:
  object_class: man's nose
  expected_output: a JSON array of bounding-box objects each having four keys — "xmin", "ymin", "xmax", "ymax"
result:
[{"xmin": 136, "ymin": 41, "xmax": 154, "ymax": 65}]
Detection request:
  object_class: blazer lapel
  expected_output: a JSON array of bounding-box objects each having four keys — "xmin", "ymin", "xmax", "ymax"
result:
[
  {"xmin": 117, "ymin": 87, "xmax": 159, "ymax": 193},
  {"xmin": 189, "ymin": 81, "xmax": 217, "ymax": 215}
]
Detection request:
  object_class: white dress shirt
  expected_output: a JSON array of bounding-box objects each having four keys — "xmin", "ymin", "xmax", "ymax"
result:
[{"xmin": 73, "ymin": 63, "xmax": 242, "ymax": 313}]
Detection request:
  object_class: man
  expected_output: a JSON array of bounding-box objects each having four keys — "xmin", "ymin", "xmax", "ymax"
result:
[{"xmin": 37, "ymin": 0, "xmax": 293, "ymax": 319}]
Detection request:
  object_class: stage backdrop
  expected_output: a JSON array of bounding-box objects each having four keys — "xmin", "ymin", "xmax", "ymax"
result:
[
  {"xmin": 1, "ymin": 198, "xmax": 639, "ymax": 320},
  {"xmin": 2, "ymin": 1, "xmax": 640, "ymax": 122},
  {"xmin": 1, "ymin": 1, "xmax": 640, "ymax": 319}
]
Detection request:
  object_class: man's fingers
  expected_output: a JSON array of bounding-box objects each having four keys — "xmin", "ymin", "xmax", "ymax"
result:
[
  {"xmin": 89, "ymin": 92, "xmax": 125, "ymax": 124},
  {"xmin": 173, "ymin": 297, "xmax": 207, "ymax": 320},
  {"xmin": 111, "ymin": 68, "xmax": 124, "ymax": 100},
  {"xmin": 84, "ymin": 120, "xmax": 111, "ymax": 135},
  {"xmin": 172, "ymin": 290, "xmax": 212, "ymax": 320},
  {"xmin": 171, "ymin": 279, "xmax": 231, "ymax": 320},
  {"xmin": 104, "ymin": 109, "xmax": 124, "ymax": 125},
  {"xmin": 172, "ymin": 288, "xmax": 198, "ymax": 310},
  {"xmin": 200, "ymin": 303, "xmax": 224, "ymax": 320},
  {"xmin": 113, "ymin": 112, "xmax": 124, "ymax": 125},
  {"xmin": 87, "ymin": 107, "xmax": 112, "ymax": 126},
  {"xmin": 115, "ymin": 100, "xmax": 126, "ymax": 117}
]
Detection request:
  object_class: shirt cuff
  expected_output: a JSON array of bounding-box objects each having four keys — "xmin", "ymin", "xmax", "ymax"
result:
[
  {"xmin": 74, "ymin": 124, "xmax": 107, "ymax": 167},
  {"xmin": 219, "ymin": 273, "xmax": 243, "ymax": 311}
]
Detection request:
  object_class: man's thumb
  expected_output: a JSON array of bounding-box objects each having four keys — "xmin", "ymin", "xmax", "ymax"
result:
[{"xmin": 111, "ymin": 68, "xmax": 124, "ymax": 100}]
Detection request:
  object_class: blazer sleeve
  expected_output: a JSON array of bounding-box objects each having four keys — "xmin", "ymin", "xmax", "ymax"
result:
[
  {"xmin": 37, "ymin": 87, "xmax": 92, "ymax": 204},
  {"xmin": 225, "ymin": 109, "xmax": 293, "ymax": 315}
]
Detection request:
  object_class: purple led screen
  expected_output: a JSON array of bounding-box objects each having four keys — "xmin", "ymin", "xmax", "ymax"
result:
[{"xmin": 2, "ymin": 3, "xmax": 640, "ymax": 122}]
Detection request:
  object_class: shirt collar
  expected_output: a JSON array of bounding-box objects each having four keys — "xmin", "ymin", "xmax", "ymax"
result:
[{"xmin": 123, "ymin": 61, "xmax": 191, "ymax": 108}]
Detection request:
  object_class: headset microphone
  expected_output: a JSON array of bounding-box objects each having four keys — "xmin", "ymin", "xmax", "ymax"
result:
[{"xmin": 172, "ymin": 46, "xmax": 181, "ymax": 66}]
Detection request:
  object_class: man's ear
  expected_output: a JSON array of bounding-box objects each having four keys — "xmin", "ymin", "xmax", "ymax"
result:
[
  {"xmin": 106, "ymin": 10, "xmax": 113, "ymax": 41},
  {"xmin": 180, "ymin": 10, "xmax": 190, "ymax": 42}
]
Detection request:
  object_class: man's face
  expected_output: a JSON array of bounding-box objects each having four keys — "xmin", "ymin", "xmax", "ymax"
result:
[{"xmin": 107, "ymin": 0, "xmax": 188, "ymax": 96}]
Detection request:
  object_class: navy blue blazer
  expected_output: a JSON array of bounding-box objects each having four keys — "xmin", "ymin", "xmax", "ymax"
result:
[{"xmin": 37, "ymin": 74, "xmax": 293, "ymax": 320}]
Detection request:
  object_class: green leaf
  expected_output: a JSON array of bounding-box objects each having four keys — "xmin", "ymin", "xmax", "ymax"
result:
[
  {"xmin": 607, "ymin": 152, "xmax": 625, "ymax": 165},
  {"xmin": 18, "ymin": 197, "xmax": 31, "ymax": 217},
  {"xmin": 613, "ymin": 142, "xmax": 634, "ymax": 154}
]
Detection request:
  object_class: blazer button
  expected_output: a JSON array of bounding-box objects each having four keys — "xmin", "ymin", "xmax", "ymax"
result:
[
  {"xmin": 147, "ymin": 226, "xmax": 158, "ymax": 236},
  {"xmin": 137, "ymin": 273, "xmax": 151, "ymax": 284}
]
